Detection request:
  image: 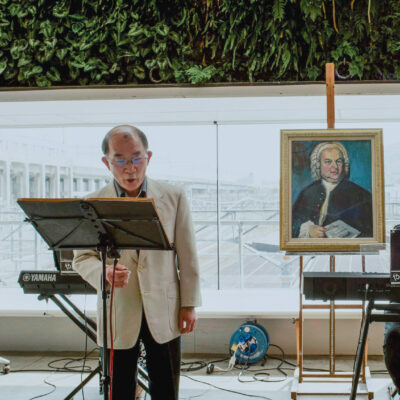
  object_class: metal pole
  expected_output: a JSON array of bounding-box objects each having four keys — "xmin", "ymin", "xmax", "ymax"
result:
[
  {"xmin": 214, "ymin": 121, "xmax": 221, "ymax": 290},
  {"xmin": 100, "ymin": 246, "xmax": 109, "ymax": 400},
  {"xmin": 350, "ymin": 298, "xmax": 373, "ymax": 400},
  {"xmin": 239, "ymin": 222, "xmax": 244, "ymax": 288},
  {"xmin": 299, "ymin": 255, "xmax": 303, "ymax": 382},
  {"xmin": 34, "ymin": 231, "xmax": 38, "ymax": 269},
  {"xmin": 10, "ymin": 224, "xmax": 14, "ymax": 262}
]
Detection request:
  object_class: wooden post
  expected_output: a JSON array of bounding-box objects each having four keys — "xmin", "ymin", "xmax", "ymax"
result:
[
  {"xmin": 298, "ymin": 256, "xmax": 303, "ymax": 382},
  {"xmin": 326, "ymin": 63, "xmax": 335, "ymax": 129},
  {"xmin": 327, "ymin": 63, "xmax": 336, "ymax": 374}
]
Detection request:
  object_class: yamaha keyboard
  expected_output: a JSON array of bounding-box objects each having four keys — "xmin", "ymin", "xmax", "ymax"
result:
[
  {"xmin": 303, "ymin": 271, "xmax": 400, "ymax": 301},
  {"xmin": 18, "ymin": 270, "xmax": 96, "ymax": 295}
]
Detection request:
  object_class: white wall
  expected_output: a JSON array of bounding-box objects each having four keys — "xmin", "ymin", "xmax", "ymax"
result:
[{"xmin": 0, "ymin": 315, "xmax": 384, "ymax": 357}]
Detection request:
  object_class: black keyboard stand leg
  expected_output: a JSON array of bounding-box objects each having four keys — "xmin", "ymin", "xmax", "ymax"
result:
[
  {"xmin": 350, "ymin": 299, "xmax": 374, "ymax": 400},
  {"xmin": 64, "ymin": 364, "xmax": 102, "ymax": 400}
]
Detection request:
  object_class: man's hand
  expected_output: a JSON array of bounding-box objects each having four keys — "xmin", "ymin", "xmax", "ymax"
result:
[
  {"xmin": 309, "ymin": 224, "xmax": 327, "ymax": 238},
  {"xmin": 179, "ymin": 307, "xmax": 197, "ymax": 334},
  {"xmin": 106, "ymin": 264, "xmax": 131, "ymax": 288}
]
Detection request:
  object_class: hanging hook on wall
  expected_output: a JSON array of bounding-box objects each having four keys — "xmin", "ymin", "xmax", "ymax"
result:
[
  {"xmin": 149, "ymin": 67, "xmax": 163, "ymax": 83},
  {"xmin": 335, "ymin": 60, "xmax": 351, "ymax": 80}
]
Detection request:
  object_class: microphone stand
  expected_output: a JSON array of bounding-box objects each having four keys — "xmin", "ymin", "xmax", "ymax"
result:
[{"xmin": 97, "ymin": 233, "xmax": 119, "ymax": 400}]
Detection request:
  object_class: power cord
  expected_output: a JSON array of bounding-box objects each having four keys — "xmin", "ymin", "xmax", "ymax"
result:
[
  {"xmin": 181, "ymin": 357, "xmax": 229, "ymax": 372},
  {"xmin": 27, "ymin": 378, "xmax": 57, "ymax": 400},
  {"xmin": 47, "ymin": 347, "xmax": 98, "ymax": 373},
  {"xmin": 182, "ymin": 375, "xmax": 272, "ymax": 400},
  {"xmin": 236, "ymin": 345, "xmax": 288, "ymax": 383}
]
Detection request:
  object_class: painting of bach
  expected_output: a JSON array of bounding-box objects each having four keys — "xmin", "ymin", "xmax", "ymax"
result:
[{"xmin": 280, "ymin": 129, "xmax": 384, "ymax": 252}]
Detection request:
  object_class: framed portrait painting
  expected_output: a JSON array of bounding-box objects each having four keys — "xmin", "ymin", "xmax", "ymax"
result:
[{"xmin": 280, "ymin": 129, "xmax": 385, "ymax": 252}]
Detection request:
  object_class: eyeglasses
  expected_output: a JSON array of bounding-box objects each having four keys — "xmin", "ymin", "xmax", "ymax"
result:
[{"xmin": 109, "ymin": 155, "xmax": 148, "ymax": 167}]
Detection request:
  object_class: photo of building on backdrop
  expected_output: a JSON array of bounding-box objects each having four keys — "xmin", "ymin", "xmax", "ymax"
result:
[{"xmin": 280, "ymin": 129, "xmax": 385, "ymax": 252}]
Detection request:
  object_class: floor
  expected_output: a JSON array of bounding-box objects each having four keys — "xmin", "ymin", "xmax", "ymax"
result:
[{"xmin": 0, "ymin": 351, "xmax": 396, "ymax": 400}]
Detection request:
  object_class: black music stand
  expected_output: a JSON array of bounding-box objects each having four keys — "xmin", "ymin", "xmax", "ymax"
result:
[{"xmin": 17, "ymin": 197, "xmax": 174, "ymax": 400}]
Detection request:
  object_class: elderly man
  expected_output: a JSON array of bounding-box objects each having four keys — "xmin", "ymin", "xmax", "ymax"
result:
[
  {"xmin": 292, "ymin": 141, "xmax": 372, "ymax": 238},
  {"xmin": 73, "ymin": 125, "xmax": 201, "ymax": 400}
]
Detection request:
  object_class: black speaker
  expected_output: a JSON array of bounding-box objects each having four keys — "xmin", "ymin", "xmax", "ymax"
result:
[{"xmin": 391, "ymin": 225, "xmax": 400, "ymax": 285}]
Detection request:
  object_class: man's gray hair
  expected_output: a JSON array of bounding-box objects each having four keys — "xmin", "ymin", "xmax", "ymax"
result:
[
  {"xmin": 310, "ymin": 142, "xmax": 350, "ymax": 181},
  {"xmin": 102, "ymin": 125, "xmax": 149, "ymax": 155}
]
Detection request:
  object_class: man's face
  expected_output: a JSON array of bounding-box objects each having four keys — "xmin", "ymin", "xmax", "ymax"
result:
[
  {"xmin": 320, "ymin": 147, "xmax": 344, "ymax": 183},
  {"xmin": 102, "ymin": 131, "xmax": 152, "ymax": 197}
]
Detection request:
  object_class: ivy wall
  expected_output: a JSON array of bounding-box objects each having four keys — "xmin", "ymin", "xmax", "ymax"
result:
[{"xmin": 0, "ymin": 0, "xmax": 399, "ymax": 87}]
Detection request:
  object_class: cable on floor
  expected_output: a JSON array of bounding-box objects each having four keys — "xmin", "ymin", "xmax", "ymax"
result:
[
  {"xmin": 27, "ymin": 378, "xmax": 57, "ymax": 400},
  {"xmin": 182, "ymin": 375, "xmax": 272, "ymax": 400}
]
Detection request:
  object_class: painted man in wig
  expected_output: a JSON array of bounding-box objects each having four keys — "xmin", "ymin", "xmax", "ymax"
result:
[{"xmin": 292, "ymin": 141, "xmax": 373, "ymax": 238}]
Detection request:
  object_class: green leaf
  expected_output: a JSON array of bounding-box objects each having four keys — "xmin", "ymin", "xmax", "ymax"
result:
[
  {"xmin": 72, "ymin": 22, "xmax": 85, "ymax": 34},
  {"xmin": 8, "ymin": 3, "xmax": 28, "ymax": 18},
  {"xmin": 46, "ymin": 66, "xmax": 61, "ymax": 82},
  {"xmin": 35, "ymin": 75, "xmax": 52, "ymax": 87},
  {"xmin": 56, "ymin": 48, "xmax": 68, "ymax": 60},
  {"xmin": 39, "ymin": 21, "xmax": 53, "ymax": 37},
  {"xmin": 272, "ymin": 0, "xmax": 287, "ymax": 22},
  {"xmin": 17, "ymin": 55, "xmax": 31, "ymax": 67},
  {"xmin": 53, "ymin": 1, "xmax": 69, "ymax": 18},
  {"xmin": 186, "ymin": 65, "xmax": 217, "ymax": 84},
  {"xmin": 0, "ymin": 18, "xmax": 10, "ymax": 27},
  {"xmin": 133, "ymin": 65, "xmax": 146, "ymax": 80},
  {"xmin": 10, "ymin": 39, "xmax": 28, "ymax": 59},
  {"xmin": 69, "ymin": 14, "xmax": 86, "ymax": 20},
  {"xmin": 145, "ymin": 59, "xmax": 156, "ymax": 69},
  {"xmin": 0, "ymin": 59, "xmax": 6, "ymax": 75}
]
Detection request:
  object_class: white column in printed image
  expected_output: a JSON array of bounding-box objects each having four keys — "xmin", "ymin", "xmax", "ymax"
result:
[
  {"xmin": 23, "ymin": 163, "xmax": 29, "ymax": 197},
  {"xmin": 4, "ymin": 161, "xmax": 10, "ymax": 205},
  {"xmin": 55, "ymin": 165, "xmax": 60, "ymax": 198},
  {"xmin": 40, "ymin": 164, "xmax": 45, "ymax": 198}
]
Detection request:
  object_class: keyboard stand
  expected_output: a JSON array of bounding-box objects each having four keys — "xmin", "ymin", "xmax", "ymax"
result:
[
  {"xmin": 351, "ymin": 301, "xmax": 400, "ymax": 400},
  {"xmin": 37, "ymin": 293, "xmax": 149, "ymax": 399}
]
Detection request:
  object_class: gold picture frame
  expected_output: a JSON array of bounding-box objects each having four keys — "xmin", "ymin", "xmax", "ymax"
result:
[{"xmin": 280, "ymin": 129, "xmax": 385, "ymax": 252}]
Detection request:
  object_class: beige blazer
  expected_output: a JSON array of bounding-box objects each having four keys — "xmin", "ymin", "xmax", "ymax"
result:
[{"xmin": 73, "ymin": 178, "xmax": 201, "ymax": 348}]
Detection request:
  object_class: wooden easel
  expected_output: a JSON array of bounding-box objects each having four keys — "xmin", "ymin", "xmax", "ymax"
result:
[{"xmin": 291, "ymin": 64, "xmax": 373, "ymax": 399}]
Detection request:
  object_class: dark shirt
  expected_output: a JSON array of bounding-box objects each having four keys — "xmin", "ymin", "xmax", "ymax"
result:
[
  {"xmin": 113, "ymin": 178, "xmax": 147, "ymax": 257},
  {"xmin": 113, "ymin": 177, "xmax": 147, "ymax": 199}
]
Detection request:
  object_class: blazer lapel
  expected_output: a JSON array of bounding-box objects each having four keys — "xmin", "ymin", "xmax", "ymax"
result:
[
  {"xmin": 138, "ymin": 178, "xmax": 166, "ymax": 265},
  {"xmin": 95, "ymin": 182, "xmax": 117, "ymax": 198}
]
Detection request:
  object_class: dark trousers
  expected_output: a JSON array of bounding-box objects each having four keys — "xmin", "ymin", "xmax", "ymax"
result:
[
  {"xmin": 111, "ymin": 313, "xmax": 181, "ymax": 400},
  {"xmin": 384, "ymin": 320, "xmax": 400, "ymax": 392}
]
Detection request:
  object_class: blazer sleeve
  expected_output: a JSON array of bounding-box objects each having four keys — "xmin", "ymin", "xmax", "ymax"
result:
[
  {"xmin": 72, "ymin": 249, "xmax": 103, "ymax": 292},
  {"xmin": 174, "ymin": 190, "xmax": 202, "ymax": 307}
]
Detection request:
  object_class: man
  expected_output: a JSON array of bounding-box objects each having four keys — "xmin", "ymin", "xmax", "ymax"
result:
[
  {"xmin": 292, "ymin": 141, "xmax": 372, "ymax": 238},
  {"xmin": 73, "ymin": 125, "xmax": 201, "ymax": 400}
]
